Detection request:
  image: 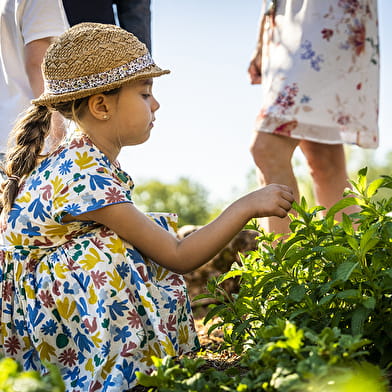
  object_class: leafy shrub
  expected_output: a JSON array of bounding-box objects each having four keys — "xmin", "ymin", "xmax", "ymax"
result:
[
  {"xmin": 237, "ymin": 321, "xmax": 384, "ymax": 392},
  {"xmin": 200, "ymin": 169, "xmax": 392, "ymax": 365},
  {"xmin": 137, "ymin": 169, "xmax": 392, "ymax": 391}
]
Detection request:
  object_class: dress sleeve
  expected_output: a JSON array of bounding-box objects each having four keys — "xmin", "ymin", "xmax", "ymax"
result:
[{"xmin": 52, "ymin": 163, "xmax": 133, "ymax": 223}]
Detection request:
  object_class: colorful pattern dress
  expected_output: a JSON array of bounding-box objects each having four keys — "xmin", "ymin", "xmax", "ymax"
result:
[
  {"xmin": 0, "ymin": 131, "xmax": 199, "ymax": 391},
  {"xmin": 255, "ymin": 0, "xmax": 379, "ymax": 148}
]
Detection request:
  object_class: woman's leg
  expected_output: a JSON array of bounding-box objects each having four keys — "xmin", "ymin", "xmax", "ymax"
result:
[
  {"xmin": 299, "ymin": 140, "xmax": 358, "ymax": 218},
  {"xmin": 250, "ymin": 131, "xmax": 300, "ymax": 234}
]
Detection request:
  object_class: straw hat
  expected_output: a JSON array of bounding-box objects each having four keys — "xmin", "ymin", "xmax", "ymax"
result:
[{"xmin": 32, "ymin": 22, "xmax": 170, "ymax": 106}]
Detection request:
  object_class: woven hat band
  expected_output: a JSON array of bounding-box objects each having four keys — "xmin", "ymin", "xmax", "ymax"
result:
[{"xmin": 45, "ymin": 53, "xmax": 155, "ymax": 95}]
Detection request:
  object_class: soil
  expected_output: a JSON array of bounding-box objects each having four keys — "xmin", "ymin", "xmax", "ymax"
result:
[{"xmin": 130, "ymin": 316, "xmax": 239, "ymax": 391}]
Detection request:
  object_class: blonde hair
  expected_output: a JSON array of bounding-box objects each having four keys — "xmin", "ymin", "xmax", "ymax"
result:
[
  {"xmin": 0, "ymin": 88, "xmax": 120, "ymax": 214},
  {"xmin": 1, "ymin": 105, "xmax": 51, "ymax": 213}
]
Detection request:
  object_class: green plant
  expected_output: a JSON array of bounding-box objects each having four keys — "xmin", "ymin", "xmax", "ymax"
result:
[
  {"xmin": 136, "ymin": 324, "xmax": 387, "ymax": 392},
  {"xmin": 136, "ymin": 355, "xmax": 240, "ymax": 391},
  {"xmin": 0, "ymin": 357, "xmax": 65, "ymax": 392},
  {"xmin": 137, "ymin": 170, "xmax": 392, "ymax": 391},
  {"xmin": 237, "ymin": 320, "xmax": 379, "ymax": 391},
  {"xmin": 198, "ymin": 169, "xmax": 392, "ymax": 364}
]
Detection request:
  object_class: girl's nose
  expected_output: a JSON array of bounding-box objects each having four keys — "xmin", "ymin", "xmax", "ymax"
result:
[{"xmin": 151, "ymin": 96, "xmax": 160, "ymax": 112}]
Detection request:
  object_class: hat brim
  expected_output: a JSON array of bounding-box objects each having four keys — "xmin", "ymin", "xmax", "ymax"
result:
[{"xmin": 32, "ymin": 65, "xmax": 170, "ymax": 106}]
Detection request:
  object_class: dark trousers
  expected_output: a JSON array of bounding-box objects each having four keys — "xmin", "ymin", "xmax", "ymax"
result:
[{"xmin": 62, "ymin": 0, "xmax": 151, "ymax": 51}]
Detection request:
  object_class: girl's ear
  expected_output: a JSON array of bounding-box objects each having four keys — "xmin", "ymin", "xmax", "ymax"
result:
[{"xmin": 87, "ymin": 94, "xmax": 113, "ymax": 121}]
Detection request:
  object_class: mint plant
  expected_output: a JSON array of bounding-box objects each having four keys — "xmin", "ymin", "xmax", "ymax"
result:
[
  {"xmin": 136, "ymin": 323, "xmax": 387, "ymax": 392},
  {"xmin": 199, "ymin": 169, "xmax": 392, "ymax": 365},
  {"xmin": 236, "ymin": 320, "xmax": 382, "ymax": 392},
  {"xmin": 137, "ymin": 170, "xmax": 391, "ymax": 391}
]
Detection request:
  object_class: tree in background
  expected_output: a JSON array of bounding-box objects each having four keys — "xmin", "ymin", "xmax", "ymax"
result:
[{"xmin": 133, "ymin": 177, "xmax": 211, "ymax": 226}]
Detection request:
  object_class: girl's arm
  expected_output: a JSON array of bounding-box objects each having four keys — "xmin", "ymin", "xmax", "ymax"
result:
[{"xmin": 63, "ymin": 183, "xmax": 293, "ymax": 274}]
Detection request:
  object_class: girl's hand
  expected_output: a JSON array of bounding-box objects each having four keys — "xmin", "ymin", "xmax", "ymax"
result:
[{"xmin": 241, "ymin": 184, "xmax": 294, "ymax": 219}]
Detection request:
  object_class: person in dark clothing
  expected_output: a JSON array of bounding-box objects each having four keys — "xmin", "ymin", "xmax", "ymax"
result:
[{"xmin": 62, "ymin": 0, "xmax": 151, "ymax": 50}]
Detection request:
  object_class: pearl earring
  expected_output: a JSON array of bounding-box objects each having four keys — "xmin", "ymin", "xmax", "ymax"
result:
[{"xmin": 103, "ymin": 114, "xmax": 109, "ymax": 120}]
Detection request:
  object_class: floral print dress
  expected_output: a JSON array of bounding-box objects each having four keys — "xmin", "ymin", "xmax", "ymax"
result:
[
  {"xmin": 256, "ymin": 0, "xmax": 379, "ymax": 148},
  {"xmin": 0, "ymin": 131, "xmax": 199, "ymax": 391}
]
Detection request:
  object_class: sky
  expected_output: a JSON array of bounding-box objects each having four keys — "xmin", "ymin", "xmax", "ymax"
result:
[{"xmin": 118, "ymin": 0, "xmax": 392, "ymax": 203}]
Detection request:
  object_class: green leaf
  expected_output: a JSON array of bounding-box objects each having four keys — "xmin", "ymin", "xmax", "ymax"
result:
[
  {"xmin": 354, "ymin": 167, "xmax": 368, "ymax": 194},
  {"xmin": 232, "ymin": 319, "xmax": 254, "ymax": 338},
  {"xmin": 319, "ymin": 281, "xmax": 334, "ymax": 296},
  {"xmin": 347, "ymin": 236, "xmax": 358, "ymax": 251},
  {"xmin": 336, "ymin": 289, "xmax": 360, "ymax": 299},
  {"xmin": 291, "ymin": 200, "xmax": 307, "ymax": 218},
  {"xmin": 289, "ymin": 308, "xmax": 308, "ymax": 319},
  {"xmin": 193, "ymin": 293, "xmax": 215, "ymax": 301},
  {"xmin": 318, "ymin": 293, "xmax": 336, "ymax": 306},
  {"xmin": 351, "ymin": 307, "xmax": 370, "ymax": 335},
  {"xmin": 244, "ymin": 219, "xmax": 260, "ymax": 231},
  {"xmin": 358, "ymin": 167, "xmax": 368, "ymax": 177},
  {"xmin": 257, "ymin": 271, "xmax": 288, "ymax": 288},
  {"xmin": 359, "ymin": 226, "xmax": 379, "ymax": 255},
  {"xmin": 283, "ymin": 321, "xmax": 304, "ymax": 351},
  {"xmin": 299, "ymin": 196, "xmax": 309, "ymax": 210},
  {"xmin": 42, "ymin": 361, "xmax": 65, "ymax": 391},
  {"xmin": 342, "ymin": 213, "xmax": 354, "ymax": 235},
  {"xmin": 217, "ymin": 270, "xmax": 243, "ymax": 284},
  {"xmin": 382, "ymin": 222, "xmax": 392, "ymax": 241},
  {"xmin": 284, "ymin": 247, "xmax": 313, "ymax": 265},
  {"xmin": 326, "ymin": 197, "xmax": 359, "ymax": 220},
  {"xmin": 322, "ymin": 245, "xmax": 353, "ymax": 262},
  {"xmin": 207, "ymin": 322, "xmax": 224, "ymax": 336},
  {"xmin": 366, "ymin": 178, "xmax": 386, "ymax": 197},
  {"xmin": 362, "ymin": 296, "xmax": 376, "ymax": 310},
  {"xmin": 361, "ymin": 238, "xmax": 380, "ymax": 257},
  {"xmin": 136, "ymin": 372, "xmax": 161, "ymax": 387},
  {"xmin": 335, "ymin": 262, "xmax": 359, "ymax": 282},
  {"xmin": 203, "ymin": 304, "xmax": 228, "ymax": 324},
  {"xmin": 381, "ymin": 175, "xmax": 392, "ymax": 189},
  {"xmin": 288, "ymin": 285, "xmax": 306, "ymax": 302}
]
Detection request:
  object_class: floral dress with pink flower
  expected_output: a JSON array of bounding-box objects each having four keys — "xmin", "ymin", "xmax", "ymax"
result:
[
  {"xmin": 256, "ymin": 0, "xmax": 379, "ymax": 147},
  {"xmin": 0, "ymin": 131, "xmax": 199, "ymax": 391}
]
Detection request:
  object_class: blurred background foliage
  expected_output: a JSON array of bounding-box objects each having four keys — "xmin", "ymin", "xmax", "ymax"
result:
[
  {"xmin": 133, "ymin": 148, "xmax": 392, "ymax": 227},
  {"xmin": 133, "ymin": 177, "xmax": 212, "ymax": 227}
]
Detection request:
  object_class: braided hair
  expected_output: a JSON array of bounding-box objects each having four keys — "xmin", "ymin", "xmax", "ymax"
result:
[
  {"xmin": 0, "ymin": 105, "xmax": 52, "ymax": 213},
  {"xmin": 0, "ymin": 87, "xmax": 121, "ymax": 213}
]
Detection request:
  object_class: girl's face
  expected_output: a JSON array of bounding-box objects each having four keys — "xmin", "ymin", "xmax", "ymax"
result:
[{"xmin": 111, "ymin": 78, "xmax": 160, "ymax": 146}]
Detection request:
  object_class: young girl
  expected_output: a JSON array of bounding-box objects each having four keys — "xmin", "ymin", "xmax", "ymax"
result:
[{"xmin": 0, "ymin": 23, "xmax": 294, "ymax": 391}]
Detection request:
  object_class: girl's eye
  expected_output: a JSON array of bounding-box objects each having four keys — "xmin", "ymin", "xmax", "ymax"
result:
[{"xmin": 142, "ymin": 93, "xmax": 151, "ymax": 99}]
